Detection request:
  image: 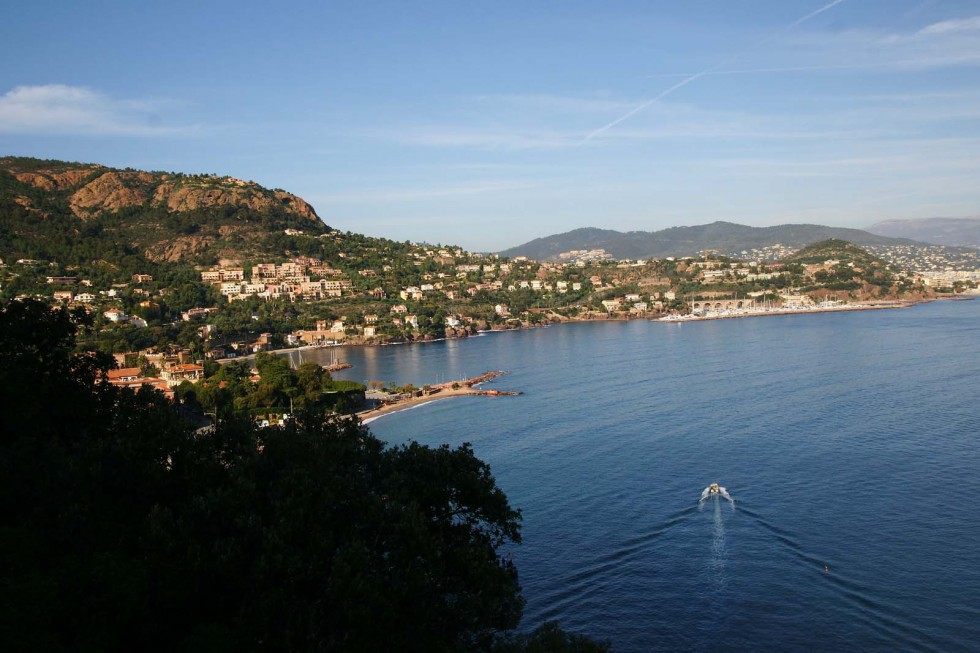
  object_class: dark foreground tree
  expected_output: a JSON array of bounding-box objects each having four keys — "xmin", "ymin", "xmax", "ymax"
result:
[
  {"xmin": 495, "ymin": 622, "xmax": 612, "ymax": 653},
  {"xmin": 0, "ymin": 299, "xmax": 605, "ymax": 652}
]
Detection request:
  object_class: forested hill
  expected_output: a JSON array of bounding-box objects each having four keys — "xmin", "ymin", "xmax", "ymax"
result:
[
  {"xmin": 498, "ymin": 221, "xmax": 919, "ymax": 261},
  {"xmin": 783, "ymin": 238, "xmax": 888, "ymax": 266},
  {"xmin": 0, "ymin": 156, "xmax": 328, "ymax": 267}
]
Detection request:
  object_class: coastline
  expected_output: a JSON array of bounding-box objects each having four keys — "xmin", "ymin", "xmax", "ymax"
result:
[
  {"xmin": 358, "ymin": 371, "xmax": 520, "ymax": 424},
  {"xmin": 216, "ymin": 297, "xmax": 965, "ymax": 363},
  {"xmin": 359, "ymin": 386, "xmax": 485, "ymax": 424},
  {"xmin": 655, "ymin": 300, "xmax": 918, "ymax": 323}
]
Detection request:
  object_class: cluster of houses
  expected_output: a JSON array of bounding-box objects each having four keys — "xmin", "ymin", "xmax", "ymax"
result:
[
  {"xmin": 556, "ymin": 248, "xmax": 614, "ymax": 264},
  {"xmin": 202, "ymin": 259, "xmax": 354, "ymax": 302},
  {"xmin": 598, "ymin": 291, "xmax": 675, "ymax": 314},
  {"xmin": 288, "ymin": 318, "xmax": 367, "ymax": 345},
  {"xmin": 43, "ymin": 273, "xmax": 153, "ymax": 310},
  {"xmin": 917, "ymin": 269, "xmax": 980, "ymax": 288},
  {"xmin": 391, "ymin": 260, "xmax": 594, "ymax": 303},
  {"xmin": 104, "ymin": 349, "xmax": 206, "ymax": 400},
  {"xmin": 21, "ymin": 269, "xmax": 172, "ymax": 331}
]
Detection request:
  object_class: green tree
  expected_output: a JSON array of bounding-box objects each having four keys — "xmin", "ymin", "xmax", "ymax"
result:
[
  {"xmin": 1, "ymin": 298, "xmax": 610, "ymax": 652},
  {"xmin": 494, "ymin": 622, "xmax": 611, "ymax": 653},
  {"xmin": 296, "ymin": 360, "xmax": 330, "ymax": 393}
]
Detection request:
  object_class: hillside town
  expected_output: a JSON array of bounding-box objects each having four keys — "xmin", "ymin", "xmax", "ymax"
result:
[{"xmin": 4, "ymin": 231, "xmax": 977, "ymax": 385}]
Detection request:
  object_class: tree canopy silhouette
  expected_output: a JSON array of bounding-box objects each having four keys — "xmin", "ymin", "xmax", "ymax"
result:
[{"xmin": 0, "ymin": 299, "xmax": 560, "ymax": 652}]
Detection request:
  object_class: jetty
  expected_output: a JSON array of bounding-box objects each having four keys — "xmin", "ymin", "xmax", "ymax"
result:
[
  {"xmin": 434, "ymin": 370, "xmax": 506, "ymax": 389},
  {"xmin": 358, "ymin": 371, "xmax": 521, "ymax": 422}
]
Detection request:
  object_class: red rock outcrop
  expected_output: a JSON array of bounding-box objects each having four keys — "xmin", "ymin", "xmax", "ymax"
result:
[
  {"xmin": 150, "ymin": 182, "xmax": 319, "ymax": 223},
  {"xmin": 70, "ymin": 172, "xmax": 152, "ymax": 217},
  {"xmin": 15, "ymin": 167, "xmax": 102, "ymax": 191}
]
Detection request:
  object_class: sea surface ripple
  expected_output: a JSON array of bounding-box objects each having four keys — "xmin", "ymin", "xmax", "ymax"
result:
[{"xmin": 302, "ymin": 300, "xmax": 980, "ymax": 651}]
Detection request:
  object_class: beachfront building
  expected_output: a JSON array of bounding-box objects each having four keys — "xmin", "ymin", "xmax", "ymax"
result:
[{"xmin": 778, "ymin": 294, "xmax": 815, "ymax": 308}]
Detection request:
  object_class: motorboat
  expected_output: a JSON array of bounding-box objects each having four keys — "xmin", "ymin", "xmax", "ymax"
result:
[{"xmin": 700, "ymin": 482, "xmax": 733, "ymax": 502}]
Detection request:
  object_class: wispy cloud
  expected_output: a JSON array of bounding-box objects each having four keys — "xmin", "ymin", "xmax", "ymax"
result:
[
  {"xmin": 647, "ymin": 15, "xmax": 980, "ymax": 80},
  {"xmin": 0, "ymin": 84, "xmax": 194, "ymax": 136},
  {"xmin": 586, "ymin": 9, "xmax": 980, "ymax": 145},
  {"xmin": 373, "ymin": 91, "xmax": 904, "ymax": 152},
  {"xmin": 369, "ymin": 93, "xmax": 635, "ymax": 151},
  {"xmin": 582, "ymin": 0, "xmax": 850, "ymax": 142},
  {"xmin": 710, "ymin": 137, "xmax": 980, "ymax": 178},
  {"xmin": 784, "ymin": 14, "xmax": 980, "ymax": 70},
  {"xmin": 919, "ymin": 15, "xmax": 980, "ymax": 35}
]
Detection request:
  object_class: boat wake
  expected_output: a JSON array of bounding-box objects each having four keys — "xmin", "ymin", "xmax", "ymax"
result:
[
  {"xmin": 735, "ymin": 504, "xmax": 941, "ymax": 649},
  {"xmin": 699, "ymin": 482, "xmax": 734, "ymax": 504},
  {"xmin": 530, "ymin": 504, "xmax": 698, "ymax": 623}
]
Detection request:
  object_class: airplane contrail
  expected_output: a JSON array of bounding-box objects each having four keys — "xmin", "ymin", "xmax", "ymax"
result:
[
  {"xmin": 582, "ymin": 0, "xmax": 848, "ymax": 143},
  {"xmin": 763, "ymin": 0, "xmax": 848, "ymax": 44},
  {"xmin": 647, "ymin": 63, "xmax": 868, "ymax": 79},
  {"xmin": 581, "ymin": 65, "xmax": 723, "ymax": 141}
]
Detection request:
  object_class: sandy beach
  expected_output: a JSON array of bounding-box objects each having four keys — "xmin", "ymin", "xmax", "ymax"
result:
[
  {"xmin": 358, "ymin": 371, "xmax": 521, "ymax": 423},
  {"xmin": 358, "ymin": 386, "xmax": 488, "ymax": 423}
]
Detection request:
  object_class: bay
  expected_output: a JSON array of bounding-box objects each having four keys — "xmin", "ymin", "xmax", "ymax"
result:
[{"xmin": 291, "ymin": 300, "xmax": 980, "ymax": 651}]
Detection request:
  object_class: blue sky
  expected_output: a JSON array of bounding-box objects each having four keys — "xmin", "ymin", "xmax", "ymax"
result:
[{"xmin": 2, "ymin": 0, "xmax": 979, "ymax": 251}]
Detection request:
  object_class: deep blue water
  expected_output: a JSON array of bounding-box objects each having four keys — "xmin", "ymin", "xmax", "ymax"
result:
[{"xmin": 292, "ymin": 300, "xmax": 980, "ymax": 651}]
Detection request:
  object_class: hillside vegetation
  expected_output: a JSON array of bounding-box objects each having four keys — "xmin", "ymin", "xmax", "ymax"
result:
[
  {"xmin": 0, "ymin": 295, "xmax": 610, "ymax": 652},
  {"xmin": 779, "ymin": 239, "xmax": 926, "ymax": 302},
  {"xmin": 0, "ymin": 158, "xmax": 939, "ymax": 361},
  {"xmin": 0, "ymin": 156, "xmax": 326, "ymax": 266},
  {"xmin": 784, "ymin": 238, "xmax": 884, "ymax": 265}
]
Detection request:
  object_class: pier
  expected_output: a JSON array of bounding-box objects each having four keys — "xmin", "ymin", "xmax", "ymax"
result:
[{"xmin": 358, "ymin": 371, "xmax": 522, "ymax": 422}]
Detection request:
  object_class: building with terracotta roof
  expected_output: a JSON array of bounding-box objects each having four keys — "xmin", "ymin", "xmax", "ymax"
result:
[
  {"xmin": 160, "ymin": 364, "xmax": 204, "ymax": 387},
  {"xmin": 106, "ymin": 367, "xmax": 143, "ymax": 383}
]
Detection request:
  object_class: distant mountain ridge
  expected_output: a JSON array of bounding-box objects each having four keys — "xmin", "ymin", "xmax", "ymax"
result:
[
  {"xmin": 866, "ymin": 217, "xmax": 980, "ymax": 248},
  {"xmin": 498, "ymin": 221, "xmax": 920, "ymax": 261}
]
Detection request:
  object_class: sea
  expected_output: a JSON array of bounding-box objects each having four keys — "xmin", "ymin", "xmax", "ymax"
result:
[{"xmin": 289, "ymin": 299, "xmax": 980, "ymax": 652}]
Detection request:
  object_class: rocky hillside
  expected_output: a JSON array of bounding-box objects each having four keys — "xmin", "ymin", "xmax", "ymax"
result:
[{"xmin": 0, "ymin": 157, "xmax": 328, "ymax": 264}]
